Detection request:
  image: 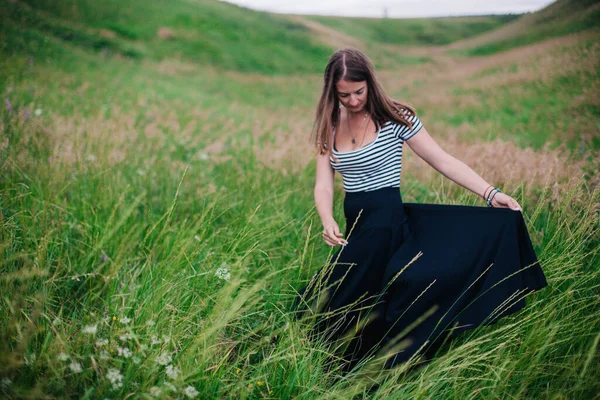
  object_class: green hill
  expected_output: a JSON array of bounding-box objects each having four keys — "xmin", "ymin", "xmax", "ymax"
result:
[
  {"xmin": 3, "ymin": 0, "xmax": 598, "ymax": 75},
  {"xmin": 302, "ymin": 14, "xmax": 520, "ymax": 46},
  {"xmin": 0, "ymin": 0, "xmax": 332, "ymax": 74},
  {"xmin": 451, "ymin": 0, "xmax": 600, "ymax": 55}
]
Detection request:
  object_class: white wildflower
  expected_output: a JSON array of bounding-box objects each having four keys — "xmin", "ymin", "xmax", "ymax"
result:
[
  {"xmin": 69, "ymin": 361, "xmax": 83, "ymax": 373},
  {"xmin": 52, "ymin": 318, "xmax": 61, "ymax": 326},
  {"xmin": 34, "ymin": 108, "xmax": 42, "ymax": 116},
  {"xmin": 146, "ymin": 319, "xmax": 156, "ymax": 327},
  {"xmin": 183, "ymin": 385, "xmax": 199, "ymax": 399},
  {"xmin": 107, "ymin": 368, "xmax": 123, "ymax": 390},
  {"xmin": 151, "ymin": 336, "xmax": 161, "ymax": 345},
  {"xmin": 119, "ymin": 317, "xmax": 131, "ymax": 324},
  {"xmin": 132, "ymin": 356, "xmax": 142, "ymax": 365},
  {"xmin": 96, "ymin": 338, "xmax": 109, "ymax": 347},
  {"xmin": 193, "ymin": 235, "xmax": 201, "ymax": 241},
  {"xmin": 198, "ymin": 153, "xmax": 209, "ymax": 161},
  {"xmin": 215, "ymin": 265, "xmax": 230, "ymax": 281},
  {"xmin": 162, "ymin": 335, "xmax": 170, "ymax": 344},
  {"xmin": 117, "ymin": 347, "xmax": 132, "ymax": 358},
  {"xmin": 119, "ymin": 332, "xmax": 133, "ymax": 342},
  {"xmin": 139, "ymin": 344, "xmax": 148, "ymax": 353},
  {"xmin": 165, "ymin": 364, "xmax": 180, "ymax": 379},
  {"xmin": 99, "ymin": 350, "xmax": 110, "ymax": 360},
  {"xmin": 149, "ymin": 387, "xmax": 162, "ymax": 397},
  {"xmin": 164, "ymin": 382, "xmax": 176, "ymax": 392},
  {"xmin": 156, "ymin": 352, "xmax": 172, "ymax": 366},
  {"xmin": 86, "ymin": 154, "xmax": 97, "ymax": 162},
  {"xmin": 82, "ymin": 324, "xmax": 97, "ymax": 335},
  {"xmin": 58, "ymin": 352, "xmax": 70, "ymax": 361}
]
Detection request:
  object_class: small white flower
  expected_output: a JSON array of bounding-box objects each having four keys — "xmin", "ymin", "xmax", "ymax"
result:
[
  {"xmin": 132, "ymin": 356, "xmax": 142, "ymax": 365},
  {"xmin": 99, "ymin": 350, "xmax": 110, "ymax": 360},
  {"xmin": 151, "ymin": 336, "xmax": 161, "ymax": 345},
  {"xmin": 58, "ymin": 352, "xmax": 70, "ymax": 361},
  {"xmin": 119, "ymin": 316, "xmax": 131, "ymax": 324},
  {"xmin": 162, "ymin": 335, "xmax": 170, "ymax": 344},
  {"xmin": 107, "ymin": 368, "xmax": 123, "ymax": 390},
  {"xmin": 34, "ymin": 108, "xmax": 42, "ymax": 116},
  {"xmin": 117, "ymin": 347, "xmax": 132, "ymax": 358},
  {"xmin": 164, "ymin": 382, "xmax": 176, "ymax": 392},
  {"xmin": 82, "ymin": 324, "xmax": 98, "ymax": 335},
  {"xmin": 139, "ymin": 344, "xmax": 148, "ymax": 353},
  {"xmin": 215, "ymin": 266, "xmax": 230, "ymax": 281},
  {"xmin": 149, "ymin": 387, "xmax": 162, "ymax": 397},
  {"xmin": 165, "ymin": 364, "xmax": 180, "ymax": 379},
  {"xmin": 86, "ymin": 154, "xmax": 97, "ymax": 162},
  {"xmin": 69, "ymin": 361, "xmax": 83, "ymax": 373},
  {"xmin": 52, "ymin": 318, "xmax": 61, "ymax": 326},
  {"xmin": 193, "ymin": 235, "xmax": 201, "ymax": 241},
  {"xmin": 198, "ymin": 153, "xmax": 209, "ymax": 161},
  {"xmin": 183, "ymin": 385, "xmax": 199, "ymax": 399},
  {"xmin": 96, "ymin": 338, "xmax": 109, "ymax": 347},
  {"xmin": 146, "ymin": 319, "xmax": 156, "ymax": 327},
  {"xmin": 156, "ymin": 352, "xmax": 172, "ymax": 366},
  {"xmin": 136, "ymin": 168, "xmax": 146, "ymax": 176},
  {"xmin": 119, "ymin": 332, "xmax": 133, "ymax": 342}
]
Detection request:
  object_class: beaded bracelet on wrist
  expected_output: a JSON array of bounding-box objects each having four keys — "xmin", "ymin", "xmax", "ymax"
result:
[{"xmin": 487, "ymin": 188, "xmax": 501, "ymax": 208}]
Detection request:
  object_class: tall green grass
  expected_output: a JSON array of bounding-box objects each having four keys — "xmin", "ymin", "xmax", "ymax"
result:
[{"xmin": 1, "ymin": 102, "xmax": 598, "ymax": 397}]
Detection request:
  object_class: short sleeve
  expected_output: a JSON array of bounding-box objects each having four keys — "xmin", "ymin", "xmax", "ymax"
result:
[{"xmin": 393, "ymin": 114, "xmax": 423, "ymax": 141}]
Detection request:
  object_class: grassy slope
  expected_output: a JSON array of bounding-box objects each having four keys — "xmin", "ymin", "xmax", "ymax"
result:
[
  {"xmin": 1, "ymin": 0, "xmax": 599, "ymax": 398},
  {"xmin": 1, "ymin": 0, "xmax": 333, "ymax": 74},
  {"xmin": 452, "ymin": 0, "xmax": 600, "ymax": 55},
  {"xmin": 304, "ymin": 14, "xmax": 520, "ymax": 46}
]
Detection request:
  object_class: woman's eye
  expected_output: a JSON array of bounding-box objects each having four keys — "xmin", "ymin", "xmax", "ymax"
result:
[{"xmin": 356, "ymin": 91, "xmax": 363, "ymax": 95}]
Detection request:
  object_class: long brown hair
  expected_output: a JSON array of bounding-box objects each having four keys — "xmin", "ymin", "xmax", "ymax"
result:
[{"xmin": 312, "ymin": 48, "xmax": 416, "ymax": 155}]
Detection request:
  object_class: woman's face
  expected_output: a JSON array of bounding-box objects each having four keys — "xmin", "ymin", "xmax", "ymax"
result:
[{"xmin": 336, "ymin": 79, "xmax": 368, "ymax": 113}]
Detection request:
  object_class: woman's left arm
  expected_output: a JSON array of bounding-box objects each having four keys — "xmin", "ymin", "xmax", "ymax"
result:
[{"xmin": 406, "ymin": 127, "xmax": 522, "ymax": 211}]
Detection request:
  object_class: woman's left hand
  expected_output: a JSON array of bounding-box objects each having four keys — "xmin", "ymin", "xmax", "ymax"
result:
[{"xmin": 492, "ymin": 192, "xmax": 522, "ymax": 211}]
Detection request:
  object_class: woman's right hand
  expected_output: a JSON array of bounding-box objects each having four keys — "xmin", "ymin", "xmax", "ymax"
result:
[{"xmin": 322, "ymin": 222, "xmax": 347, "ymax": 246}]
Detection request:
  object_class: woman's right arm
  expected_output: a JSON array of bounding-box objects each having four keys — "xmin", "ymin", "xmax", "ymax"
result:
[{"xmin": 314, "ymin": 153, "xmax": 346, "ymax": 246}]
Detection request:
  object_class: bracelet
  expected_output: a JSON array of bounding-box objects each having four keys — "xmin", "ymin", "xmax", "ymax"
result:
[
  {"xmin": 487, "ymin": 188, "xmax": 502, "ymax": 208},
  {"xmin": 482, "ymin": 185, "xmax": 494, "ymax": 200},
  {"xmin": 486, "ymin": 188, "xmax": 497, "ymax": 207},
  {"xmin": 486, "ymin": 188, "xmax": 498, "ymax": 207}
]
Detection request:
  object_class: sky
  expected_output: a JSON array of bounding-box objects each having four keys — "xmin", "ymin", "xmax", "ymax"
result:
[{"xmin": 220, "ymin": 0, "xmax": 556, "ymax": 18}]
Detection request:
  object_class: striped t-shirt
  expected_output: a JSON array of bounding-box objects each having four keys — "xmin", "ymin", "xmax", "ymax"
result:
[{"xmin": 330, "ymin": 115, "xmax": 423, "ymax": 192}]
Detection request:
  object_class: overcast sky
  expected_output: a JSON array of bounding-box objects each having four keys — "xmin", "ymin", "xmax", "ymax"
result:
[{"xmin": 221, "ymin": 0, "xmax": 556, "ymax": 18}]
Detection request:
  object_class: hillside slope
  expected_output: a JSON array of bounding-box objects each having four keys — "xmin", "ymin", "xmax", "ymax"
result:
[
  {"xmin": 0, "ymin": 0, "xmax": 332, "ymax": 74},
  {"xmin": 447, "ymin": 0, "xmax": 600, "ymax": 55}
]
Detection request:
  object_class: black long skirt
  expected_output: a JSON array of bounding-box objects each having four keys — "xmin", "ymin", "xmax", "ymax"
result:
[{"xmin": 296, "ymin": 187, "xmax": 547, "ymax": 369}]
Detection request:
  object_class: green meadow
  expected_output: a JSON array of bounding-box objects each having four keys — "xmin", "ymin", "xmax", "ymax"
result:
[{"xmin": 1, "ymin": 0, "xmax": 599, "ymax": 398}]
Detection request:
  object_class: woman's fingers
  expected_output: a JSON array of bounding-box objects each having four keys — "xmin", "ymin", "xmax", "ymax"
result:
[
  {"xmin": 323, "ymin": 225, "xmax": 347, "ymax": 246},
  {"xmin": 492, "ymin": 193, "xmax": 522, "ymax": 211}
]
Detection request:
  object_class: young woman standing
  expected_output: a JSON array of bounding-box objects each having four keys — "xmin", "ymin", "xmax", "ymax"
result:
[{"xmin": 296, "ymin": 48, "xmax": 547, "ymax": 369}]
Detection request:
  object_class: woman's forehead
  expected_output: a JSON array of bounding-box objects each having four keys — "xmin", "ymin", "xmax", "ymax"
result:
[{"xmin": 336, "ymin": 79, "xmax": 366, "ymax": 93}]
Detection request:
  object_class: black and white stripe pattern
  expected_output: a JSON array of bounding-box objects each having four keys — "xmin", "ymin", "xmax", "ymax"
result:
[{"xmin": 330, "ymin": 115, "xmax": 422, "ymax": 192}]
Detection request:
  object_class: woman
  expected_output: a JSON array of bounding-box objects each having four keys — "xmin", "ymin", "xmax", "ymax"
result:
[{"xmin": 296, "ymin": 48, "xmax": 547, "ymax": 370}]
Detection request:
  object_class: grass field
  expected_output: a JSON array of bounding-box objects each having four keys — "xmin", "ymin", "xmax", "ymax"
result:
[{"xmin": 1, "ymin": 0, "xmax": 599, "ymax": 398}]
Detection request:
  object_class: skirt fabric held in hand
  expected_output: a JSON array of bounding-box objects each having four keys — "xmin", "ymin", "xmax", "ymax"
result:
[{"xmin": 296, "ymin": 187, "xmax": 547, "ymax": 368}]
